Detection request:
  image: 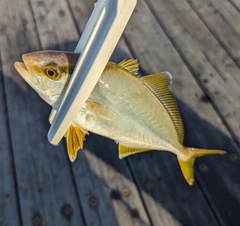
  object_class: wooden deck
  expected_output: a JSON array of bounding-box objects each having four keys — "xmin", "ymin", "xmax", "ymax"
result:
[{"xmin": 1, "ymin": 0, "xmax": 240, "ymax": 225}]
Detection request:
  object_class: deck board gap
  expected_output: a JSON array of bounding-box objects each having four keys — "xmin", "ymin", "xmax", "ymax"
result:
[
  {"xmin": 194, "ymin": 177, "xmax": 223, "ymax": 226},
  {"xmin": 26, "ymin": 0, "xmax": 43, "ymax": 50},
  {"xmin": 126, "ymin": 159, "xmax": 154, "ymax": 226},
  {"xmin": 66, "ymin": 0, "xmax": 82, "ymax": 37},
  {"xmin": 68, "ymin": 155, "xmax": 88, "ymax": 226}
]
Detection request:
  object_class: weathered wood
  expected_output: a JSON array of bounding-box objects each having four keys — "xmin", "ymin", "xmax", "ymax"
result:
[
  {"xmin": 0, "ymin": 0, "xmax": 86, "ymax": 225},
  {"xmin": 125, "ymin": 0, "xmax": 240, "ymax": 225},
  {"xmin": 0, "ymin": 55, "xmax": 21, "ymax": 226},
  {"xmin": 186, "ymin": 0, "xmax": 240, "ymax": 65},
  {"xmin": 29, "ymin": 0, "xmax": 78, "ymax": 51},
  {"xmin": 29, "ymin": 0, "xmax": 151, "ymax": 225},
  {"xmin": 230, "ymin": 0, "xmax": 240, "ymax": 11}
]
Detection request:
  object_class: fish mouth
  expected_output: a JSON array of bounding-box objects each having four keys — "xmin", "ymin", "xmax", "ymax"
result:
[
  {"xmin": 14, "ymin": 55, "xmax": 37, "ymax": 90},
  {"xmin": 14, "ymin": 61, "xmax": 29, "ymax": 79},
  {"xmin": 14, "ymin": 54, "xmax": 35, "ymax": 87}
]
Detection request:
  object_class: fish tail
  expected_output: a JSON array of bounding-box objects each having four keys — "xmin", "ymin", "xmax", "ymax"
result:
[{"xmin": 177, "ymin": 147, "xmax": 226, "ymax": 185}]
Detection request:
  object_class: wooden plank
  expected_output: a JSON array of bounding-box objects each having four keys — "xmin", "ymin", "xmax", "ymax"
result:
[
  {"xmin": 128, "ymin": 0, "xmax": 240, "ymax": 225},
  {"xmin": 0, "ymin": 0, "xmax": 86, "ymax": 225},
  {"xmin": 0, "ymin": 54, "xmax": 21, "ymax": 226},
  {"xmin": 29, "ymin": 0, "xmax": 78, "ymax": 50},
  {"xmin": 230, "ymin": 0, "xmax": 240, "ymax": 11},
  {"xmin": 29, "ymin": 0, "xmax": 151, "ymax": 225},
  {"xmin": 210, "ymin": 0, "xmax": 240, "ymax": 35},
  {"xmin": 185, "ymin": 0, "xmax": 240, "ymax": 65},
  {"xmin": 67, "ymin": 0, "xmax": 232, "ymax": 225}
]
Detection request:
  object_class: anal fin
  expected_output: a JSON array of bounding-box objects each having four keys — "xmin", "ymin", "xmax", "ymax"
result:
[
  {"xmin": 66, "ymin": 125, "xmax": 89, "ymax": 162},
  {"xmin": 118, "ymin": 144, "xmax": 151, "ymax": 159}
]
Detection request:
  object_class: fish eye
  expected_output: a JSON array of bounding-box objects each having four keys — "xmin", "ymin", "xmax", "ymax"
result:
[
  {"xmin": 44, "ymin": 66, "xmax": 60, "ymax": 80},
  {"xmin": 47, "ymin": 69, "xmax": 55, "ymax": 76}
]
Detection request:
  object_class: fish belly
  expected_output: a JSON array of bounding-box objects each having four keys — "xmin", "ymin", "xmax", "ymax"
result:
[{"xmin": 74, "ymin": 66, "xmax": 182, "ymax": 153}]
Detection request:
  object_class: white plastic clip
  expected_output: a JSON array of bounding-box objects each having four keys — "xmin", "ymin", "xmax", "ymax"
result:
[{"xmin": 48, "ymin": 0, "xmax": 137, "ymax": 145}]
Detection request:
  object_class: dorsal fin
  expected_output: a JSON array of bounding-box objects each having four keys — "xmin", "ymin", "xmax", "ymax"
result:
[
  {"xmin": 141, "ymin": 72, "xmax": 184, "ymax": 143},
  {"xmin": 118, "ymin": 59, "xmax": 139, "ymax": 75}
]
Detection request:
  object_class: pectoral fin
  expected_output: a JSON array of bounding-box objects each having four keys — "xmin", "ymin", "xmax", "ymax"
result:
[
  {"xmin": 66, "ymin": 125, "xmax": 89, "ymax": 162},
  {"xmin": 86, "ymin": 100, "xmax": 117, "ymax": 121},
  {"xmin": 118, "ymin": 144, "xmax": 151, "ymax": 159}
]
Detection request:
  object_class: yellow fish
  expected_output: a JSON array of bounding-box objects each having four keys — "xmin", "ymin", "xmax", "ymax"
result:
[{"xmin": 14, "ymin": 51, "xmax": 225, "ymax": 185}]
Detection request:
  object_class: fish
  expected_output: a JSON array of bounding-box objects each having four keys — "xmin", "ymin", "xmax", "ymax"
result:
[{"xmin": 14, "ymin": 50, "xmax": 225, "ymax": 185}]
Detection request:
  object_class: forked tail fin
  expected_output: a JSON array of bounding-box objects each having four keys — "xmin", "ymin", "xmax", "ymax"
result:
[{"xmin": 178, "ymin": 147, "xmax": 226, "ymax": 185}]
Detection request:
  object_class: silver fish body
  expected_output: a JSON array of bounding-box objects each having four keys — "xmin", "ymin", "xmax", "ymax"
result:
[{"xmin": 75, "ymin": 62, "xmax": 184, "ymax": 157}]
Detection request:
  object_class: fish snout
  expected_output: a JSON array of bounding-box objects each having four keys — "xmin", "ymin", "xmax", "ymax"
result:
[
  {"xmin": 14, "ymin": 61, "xmax": 29, "ymax": 79},
  {"xmin": 22, "ymin": 53, "xmax": 36, "ymax": 66}
]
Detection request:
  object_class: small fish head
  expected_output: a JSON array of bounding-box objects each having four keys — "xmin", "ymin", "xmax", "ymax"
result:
[{"xmin": 14, "ymin": 51, "xmax": 79, "ymax": 106}]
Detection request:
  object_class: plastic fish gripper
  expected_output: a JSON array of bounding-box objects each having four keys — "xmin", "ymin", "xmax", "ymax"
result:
[{"xmin": 48, "ymin": 0, "xmax": 137, "ymax": 145}]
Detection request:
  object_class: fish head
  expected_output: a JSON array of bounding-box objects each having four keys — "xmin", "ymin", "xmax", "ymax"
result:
[{"xmin": 14, "ymin": 51, "xmax": 79, "ymax": 106}]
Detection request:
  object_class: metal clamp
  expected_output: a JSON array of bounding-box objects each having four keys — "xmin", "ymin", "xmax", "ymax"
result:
[{"xmin": 48, "ymin": 0, "xmax": 137, "ymax": 145}]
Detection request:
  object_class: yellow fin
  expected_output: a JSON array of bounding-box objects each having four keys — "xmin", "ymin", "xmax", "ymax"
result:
[
  {"xmin": 141, "ymin": 72, "xmax": 184, "ymax": 143},
  {"xmin": 66, "ymin": 125, "xmax": 89, "ymax": 162},
  {"xmin": 86, "ymin": 100, "xmax": 117, "ymax": 120},
  {"xmin": 118, "ymin": 144, "xmax": 151, "ymax": 159},
  {"xmin": 178, "ymin": 147, "xmax": 226, "ymax": 185},
  {"xmin": 118, "ymin": 59, "xmax": 139, "ymax": 76}
]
